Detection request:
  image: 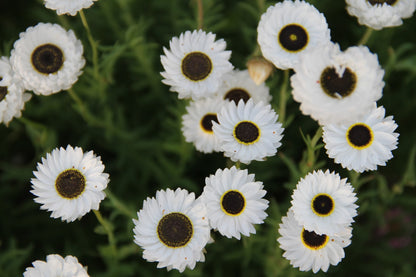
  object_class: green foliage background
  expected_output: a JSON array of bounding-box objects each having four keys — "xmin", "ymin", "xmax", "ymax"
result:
[{"xmin": 0, "ymin": 0, "xmax": 415, "ymax": 276}]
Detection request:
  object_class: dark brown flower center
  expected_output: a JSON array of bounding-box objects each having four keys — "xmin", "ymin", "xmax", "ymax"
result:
[
  {"xmin": 55, "ymin": 169, "xmax": 86, "ymax": 199},
  {"xmin": 0, "ymin": 77, "xmax": 7, "ymax": 102},
  {"xmin": 31, "ymin": 44, "xmax": 64, "ymax": 74},
  {"xmin": 234, "ymin": 121, "xmax": 260, "ymax": 144},
  {"xmin": 221, "ymin": 190, "xmax": 245, "ymax": 215},
  {"xmin": 157, "ymin": 212, "xmax": 193, "ymax": 248},
  {"xmin": 320, "ymin": 67, "xmax": 357, "ymax": 98},
  {"xmin": 278, "ymin": 24, "xmax": 308, "ymax": 52},
  {"xmin": 312, "ymin": 194, "xmax": 334, "ymax": 216},
  {"xmin": 224, "ymin": 88, "xmax": 250, "ymax": 104},
  {"xmin": 200, "ymin": 113, "xmax": 218, "ymax": 133},
  {"xmin": 367, "ymin": 0, "xmax": 397, "ymax": 5},
  {"xmin": 181, "ymin": 52, "xmax": 212, "ymax": 81},
  {"xmin": 347, "ymin": 123, "xmax": 373, "ymax": 148},
  {"xmin": 302, "ymin": 229, "xmax": 328, "ymax": 250}
]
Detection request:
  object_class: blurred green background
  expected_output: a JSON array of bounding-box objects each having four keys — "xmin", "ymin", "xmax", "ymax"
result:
[{"xmin": 0, "ymin": 0, "xmax": 415, "ymax": 276}]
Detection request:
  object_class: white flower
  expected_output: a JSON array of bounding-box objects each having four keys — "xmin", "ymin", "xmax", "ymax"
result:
[
  {"xmin": 133, "ymin": 188, "xmax": 211, "ymax": 272},
  {"xmin": 201, "ymin": 166, "xmax": 269, "ymax": 239},
  {"xmin": 323, "ymin": 105, "xmax": 399, "ymax": 172},
  {"xmin": 44, "ymin": 0, "xmax": 98, "ymax": 16},
  {"xmin": 291, "ymin": 42, "xmax": 384, "ymax": 125},
  {"xmin": 181, "ymin": 97, "xmax": 225, "ymax": 153},
  {"xmin": 23, "ymin": 254, "xmax": 89, "ymax": 277},
  {"xmin": 278, "ymin": 209, "xmax": 352, "ymax": 273},
  {"xmin": 212, "ymin": 99, "xmax": 284, "ymax": 164},
  {"xmin": 10, "ymin": 23, "xmax": 85, "ymax": 96},
  {"xmin": 160, "ymin": 29, "xmax": 233, "ymax": 100},
  {"xmin": 291, "ymin": 170, "xmax": 358, "ymax": 235},
  {"xmin": 215, "ymin": 69, "xmax": 272, "ymax": 104},
  {"xmin": 30, "ymin": 145, "xmax": 109, "ymax": 223},
  {"xmin": 0, "ymin": 56, "xmax": 31, "ymax": 125},
  {"xmin": 346, "ymin": 0, "xmax": 416, "ymax": 30},
  {"xmin": 257, "ymin": 0, "xmax": 331, "ymax": 70}
]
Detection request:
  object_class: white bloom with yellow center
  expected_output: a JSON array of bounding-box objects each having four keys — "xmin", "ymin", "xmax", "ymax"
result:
[
  {"xmin": 291, "ymin": 170, "xmax": 358, "ymax": 236},
  {"xmin": 133, "ymin": 188, "xmax": 211, "ymax": 272},
  {"xmin": 257, "ymin": 0, "xmax": 331, "ymax": 70},
  {"xmin": 30, "ymin": 145, "xmax": 109, "ymax": 222},
  {"xmin": 23, "ymin": 254, "xmax": 89, "ymax": 277},
  {"xmin": 0, "ymin": 56, "xmax": 31, "ymax": 125},
  {"xmin": 181, "ymin": 97, "xmax": 225, "ymax": 153},
  {"xmin": 323, "ymin": 105, "xmax": 399, "ymax": 172},
  {"xmin": 278, "ymin": 209, "xmax": 352, "ymax": 273},
  {"xmin": 161, "ymin": 30, "xmax": 233, "ymax": 100},
  {"xmin": 10, "ymin": 23, "xmax": 85, "ymax": 96},
  {"xmin": 291, "ymin": 42, "xmax": 384, "ymax": 125},
  {"xmin": 44, "ymin": 0, "xmax": 98, "ymax": 16},
  {"xmin": 212, "ymin": 99, "xmax": 284, "ymax": 164},
  {"xmin": 201, "ymin": 166, "xmax": 269, "ymax": 239},
  {"xmin": 346, "ymin": 0, "xmax": 416, "ymax": 30}
]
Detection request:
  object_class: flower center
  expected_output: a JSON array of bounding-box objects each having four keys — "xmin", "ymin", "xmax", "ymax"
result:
[
  {"xmin": 224, "ymin": 88, "xmax": 250, "ymax": 104},
  {"xmin": 0, "ymin": 77, "xmax": 7, "ymax": 102},
  {"xmin": 301, "ymin": 228, "xmax": 329, "ymax": 250},
  {"xmin": 346, "ymin": 123, "xmax": 374, "ymax": 149},
  {"xmin": 157, "ymin": 212, "xmax": 193, "ymax": 248},
  {"xmin": 233, "ymin": 121, "xmax": 261, "ymax": 145},
  {"xmin": 320, "ymin": 67, "xmax": 357, "ymax": 98},
  {"xmin": 200, "ymin": 113, "xmax": 218, "ymax": 133},
  {"xmin": 55, "ymin": 169, "xmax": 86, "ymax": 199},
  {"xmin": 221, "ymin": 190, "xmax": 246, "ymax": 216},
  {"xmin": 181, "ymin": 52, "xmax": 213, "ymax": 81},
  {"xmin": 31, "ymin": 44, "xmax": 64, "ymax": 74},
  {"xmin": 278, "ymin": 24, "xmax": 308, "ymax": 52},
  {"xmin": 367, "ymin": 0, "xmax": 397, "ymax": 5},
  {"xmin": 311, "ymin": 193, "xmax": 335, "ymax": 217}
]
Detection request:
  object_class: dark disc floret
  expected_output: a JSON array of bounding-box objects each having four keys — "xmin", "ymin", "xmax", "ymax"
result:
[
  {"xmin": 312, "ymin": 194, "xmax": 334, "ymax": 216},
  {"xmin": 31, "ymin": 44, "xmax": 64, "ymax": 74},
  {"xmin": 367, "ymin": 0, "xmax": 397, "ymax": 6},
  {"xmin": 234, "ymin": 121, "xmax": 260, "ymax": 144},
  {"xmin": 0, "ymin": 77, "xmax": 7, "ymax": 102},
  {"xmin": 200, "ymin": 113, "xmax": 218, "ymax": 133},
  {"xmin": 302, "ymin": 229, "xmax": 328, "ymax": 250},
  {"xmin": 221, "ymin": 190, "xmax": 246, "ymax": 215},
  {"xmin": 278, "ymin": 24, "xmax": 308, "ymax": 52},
  {"xmin": 181, "ymin": 52, "xmax": 213, "ymax": 81},
  {"xmin": 320, "ymin": 67, "xmax": 357, "ymax": 98},
  {"xmin": 157, "ymin": 212, "xmax": 193, "ymax": 248},
  {"xmin": 55, "ymin": 169, "xmax": 86, "ymax": 199},
  {"xmin": 224, "ymin": 88, "xmax": 250, "ymax": 104},
  {"xmin": 347, "ymin": 123, "xmax": 373, "ymax": 148}
]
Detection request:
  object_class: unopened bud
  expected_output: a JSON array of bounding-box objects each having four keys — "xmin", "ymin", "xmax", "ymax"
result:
[{"xmin": 246, "ymin": 57, "xmax": 274, "ymax": 85}]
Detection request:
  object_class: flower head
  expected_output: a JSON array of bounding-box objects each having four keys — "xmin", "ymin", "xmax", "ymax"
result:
[
  {"xmin": 44, "ymin": 0, "xmax": 98, "ymax": 16},
  {"xmin": 23, "ymin": 254, "xmax": 89, "ymax": 277}
]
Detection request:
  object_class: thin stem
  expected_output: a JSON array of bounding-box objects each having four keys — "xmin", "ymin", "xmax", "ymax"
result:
[
  {"xmin": 358, "ymin": 28, "xmax": 373, "ymax": 46},
  {"xmin": 79, "ymin": 10, "xmax": 100, "ymax": 81},
  {"xmin": 278, "ymin": 70, "xmax": 289, "ymax": 125},
  {"xmin": 195, "ymin": 0, "xmax": 204, "ymax": 29},
  {"xmin": 106, "ymin": 189, "xmax": 136, "ymax": 218},
  {"xmin": 93, "ymin": 209, "xmax": 117, "ymax": 256}
]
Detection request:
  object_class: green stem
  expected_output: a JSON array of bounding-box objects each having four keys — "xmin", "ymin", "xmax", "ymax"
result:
[
  {"xmin": 79, "ymin": 10, "xmax": 100, "ymax": 81},
  {"xmin": 106, "ymin": 190, "xmax": 136, "ymax": 218},
  {"xmin": 195, "ymin": 0, "xmax": 204, "ymax": 29},
  {"xmin": 278, "ymin": 70, "xmax": 289, "ymax": 125},
  {"xmin": 358, "ymin": 28, "xmax": 373, "ymax": 46},
  {"xmin": 93, "ymin": 209, "xmax": 117, "ymax": 256}
]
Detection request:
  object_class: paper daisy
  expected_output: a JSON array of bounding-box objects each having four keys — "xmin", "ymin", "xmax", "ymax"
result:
[
  {"xmin": 291, "ymin": 170, "xmax": 358, "ymax": 235},
  {"xmin": 160, "ymin": 29, "xmax": 233, "ymax": 100},
  {"xmin": 181, "ymin": 97, "xmax": 225, "ymax": 153},
  {"xmin": 215, "ymin": 69, "xmax": 272, "ymax": 104},
  {"xmin": 323, "ymin": 105, "xmax": 399, "ymax": 172},
  {"xmin": 257, "ymin": 0, "xmax": 331, "ymax": 70},
  {"xmin": 23, "ymin": 254, "xmax": 89, "ymax": 277},
  {"xmin": 10, "ymin": 23, "xmax": 85, "ymax": 96},
  {"xmin": 44, "ymin": 0, "xmax": 98, "ymax": 16},
  {"xmin": 133, "ymin": 188, "xmax": 211, "ymax": 272},
  {"xmin": 278, "ymin": 209, "xmax": 352, "ymax": 273},
  {"xmin": 212, "ymin": 99, "xmax": 284, "ymax": 164},
  {"xmin": 291, "ymin": 42, "xmax": 384, "ymax": 125},
  {"xmin": 201, "ymin": 166, "xmax": 269, "ymax": 239},
  {"xmin": 346, "ymin": 0, "xmax": 416, "ymax": 30},
  {"xmin": 0, "ymin": 57, "xmax": 31, "ymax": 125},
  {"xmin": 30, "ymin": 145, "xmax": 109, "ymax": 223}
]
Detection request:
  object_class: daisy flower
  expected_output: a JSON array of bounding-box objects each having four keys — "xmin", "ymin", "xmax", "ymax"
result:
[
  {"xmin": 30, "ymin": 145, "xmax": 109, "ymax": 223},
  {"xmin": 0, "ymin": 56, "xmax": 31, "ymax": 125},
  {"xmin": 23, "ymin": 254, "xmax": 89, "ymax": 277},
  {"xmin": 215, "ymin": 69, "xmax": 272, "ymax": 104},
  {"xmin": 160, "ymin": 29, "xmax": 233, "ymax": 99},
  {"xmin": 10, "ymin": 23, "xmax": 85, "ymax": 96},
  {"xmin": 181, "ymin": 97, "xmax": 225, "ymax": 153},
  {"xmin": 291, "ymin": 42, "xmax": 384, "ymax": 125},
  {"xmin": 346, "ymin": 0, "xmax": 416, "ymax": 30},
  {"xmin": 133, "ymin": 188, "xmax": 211, "ymax": 272},
  {"xmin": 212, "ymin": 99, "xmax": 284, "ymax": 164},
  {"xmin": 278, "ymin": 209, "xmax": 352, "ymax": 273},
  {"xmin": 257, "ymin": 0, "xmax": 331, "ymax": 70},
  {"xmin": 44, "ymin": 0, "xmax": 98, "ymax": 16},
  {"xmin": 323, "ymin": 105, "xmax": 399, "ymax": 172},
  {"xmin": 291, "ymin": 170, "xmax": 358, "ymax": 236},
  {"xmin": 201, "ymin": 166, "xmax": 269, "ymax": 239}
]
